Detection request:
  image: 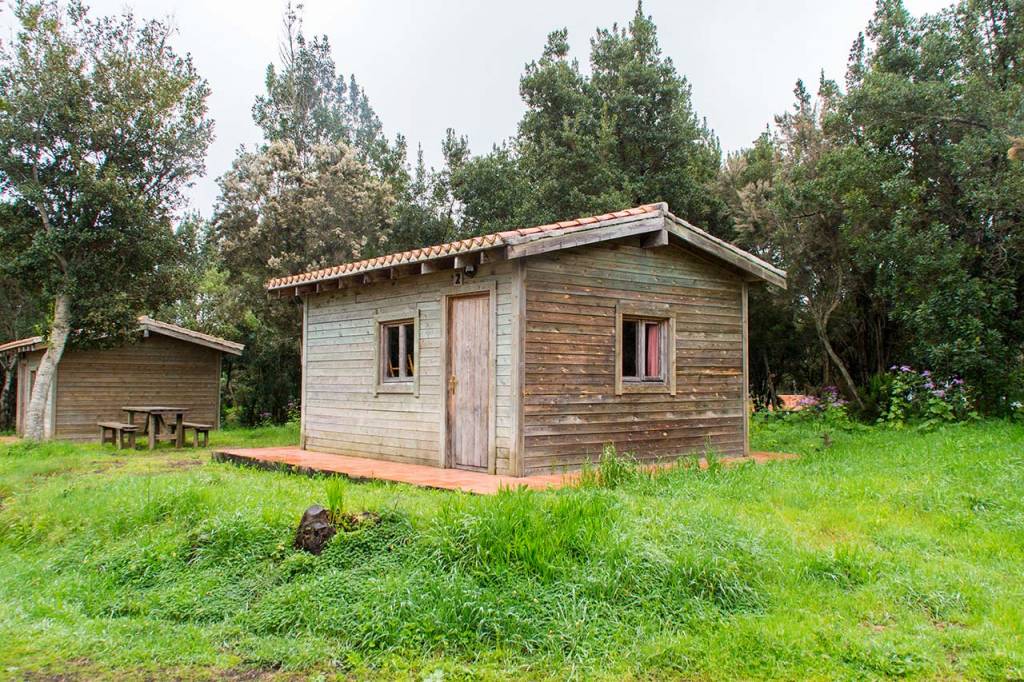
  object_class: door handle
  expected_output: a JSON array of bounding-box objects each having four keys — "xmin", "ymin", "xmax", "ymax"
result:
[{"xmin": 449, "ymin": 375, "xmax": 457, "ymax": 394}]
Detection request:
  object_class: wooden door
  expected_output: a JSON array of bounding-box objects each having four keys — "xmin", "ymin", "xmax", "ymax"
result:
[
  {"xmin": 446, "ymin": 293, "xmax": 490, "ymax": 470},
  {"xmin": 16, "ymin": 361, "xmax": 37, "ymax": 437}
]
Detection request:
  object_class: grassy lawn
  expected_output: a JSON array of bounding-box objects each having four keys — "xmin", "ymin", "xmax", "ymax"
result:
[{"xmin": 0, "ymin": 420, "xmax": 1021, "ymax": 680}]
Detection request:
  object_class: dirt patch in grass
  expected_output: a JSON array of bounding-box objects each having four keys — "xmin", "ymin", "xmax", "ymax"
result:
[{"xmin": 159, "ymin": 457, "xmax": 206, "ymax": 471}]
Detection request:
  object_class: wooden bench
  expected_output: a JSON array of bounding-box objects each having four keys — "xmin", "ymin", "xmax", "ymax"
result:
[
  {"xmin": 98, "ymin": 422, "xmax": 139, "ymax": 449},
  {"xmin": 181, "ymin": 421, "xmax": 213, "ymax": 447}
]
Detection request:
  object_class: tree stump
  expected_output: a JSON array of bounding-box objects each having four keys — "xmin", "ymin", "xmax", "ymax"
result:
[{"xmin": 293, "ymin": 504, "xmax": 336, "ymax": 555}]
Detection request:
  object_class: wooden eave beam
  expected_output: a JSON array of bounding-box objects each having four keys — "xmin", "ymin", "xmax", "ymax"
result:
[
  {"xmin": 315, "ymin": 279, "xmax": 339, "ymax": 294},
  {"xmin": 420, "ymin": 257, "xmax": 454, "ymax": 274},
  {"xmin": 391, "ymin": 263, "xmax": 419, "ymax": 279},
  {"xmin": 641, "ymin": 229, "xmax": 669, "ymax": 248},
  {"xmin": 453, "ymin": 253, "xmax": 479, "ymax": 270},
  {"xmin": 478, "ymin": 247, "xmax": 507, "ymax": 264}
]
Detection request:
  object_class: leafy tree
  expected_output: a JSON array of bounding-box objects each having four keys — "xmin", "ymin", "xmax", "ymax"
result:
[
  {"xmin": 158, "ymin": 214, "xmax": 243, "ymax": 340},
  {"xmin": 723, "ymin": 0, "xmax": 1024, "ymax": 412},
  {"xmin": 213, "ymin": 4, "xmax": 404, "ymax": 424},
  {"xmin": 840, "ymin": 0, "xmax": 1024, "ymax": 407},
  {"xmin": 722, "ymin": 81, "xmax": 875, "ymax": 408},
  {"xmin": 213, "ymin": 141, "xmax": 393, "ymax": 423},
  {"xmin": 386, "ymin": 144, "xmax": 458, "ymax": 252},
  {"xmin": 251, "ymin": 3, "xmax": 406, "ymax": 180},
  {"xmin": 0, "ymin": 0, "xmax": 212, "ymax": 439},
  {"xmin": 0, "ymin": 273, "xmax": 45, "ymax": 431},
  {"xmin": 450, "ymin": 3, "xmax": 724, "ymax": 234}
]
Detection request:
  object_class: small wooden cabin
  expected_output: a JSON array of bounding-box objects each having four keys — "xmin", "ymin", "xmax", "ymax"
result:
[
  {"xmin": 267, "ymin": 203, "xmax": 786, "ymax": 476},
  {"xmin": 0, "ymin": 317, "xmax": 243, "ymax": 441}
]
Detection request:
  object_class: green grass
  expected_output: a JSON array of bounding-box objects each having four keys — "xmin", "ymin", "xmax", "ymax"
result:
[{"xmin": 0, "ymin": 420, "xmax": 1021, "ymax": 679}]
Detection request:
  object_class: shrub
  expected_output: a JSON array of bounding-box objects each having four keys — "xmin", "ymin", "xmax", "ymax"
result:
[{"xmin": 882, "ymin": 366, "xmax": 977, "ymax": 427}]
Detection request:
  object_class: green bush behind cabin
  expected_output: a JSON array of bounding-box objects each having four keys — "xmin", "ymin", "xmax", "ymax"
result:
[{"xmin": 0, "ymin": 420, "xmax": 1022, "ymax": 679}]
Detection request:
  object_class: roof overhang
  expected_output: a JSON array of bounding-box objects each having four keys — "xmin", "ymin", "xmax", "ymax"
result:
[
  {"xmin": 266, "ymin": 203, "xmax": 787, "ymax": 297},
  {"xmin": 0, "ymin": 318, "xmax": 244, "ymax": 357},
  {"xmin": 137, "ymin": 317, "xmax": 244, "ymax": 356},
  {"xmin": 0, "ymin": 336, "xmax": 45, "ymax": 355}
]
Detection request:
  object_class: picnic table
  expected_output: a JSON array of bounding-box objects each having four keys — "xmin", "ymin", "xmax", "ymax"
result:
[{"xmin": 123, "ymin": 406, "xmax": 189, "ymax": 450}]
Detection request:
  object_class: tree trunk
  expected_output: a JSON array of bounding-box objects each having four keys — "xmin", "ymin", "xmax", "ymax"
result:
[
  {"xmin": 0, "ymin": 356, "xmax": 15, "ymax": 431},
  {"xmin": 24, "ymin": 294, "xmax": 72, "ymax": 441},
  {"xmin": 812, "ymin": 305, "xmax": 864, "ymax": 410}
]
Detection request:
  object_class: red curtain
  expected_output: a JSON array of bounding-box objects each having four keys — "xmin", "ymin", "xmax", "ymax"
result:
[{"xmin": 645, "ymin": 323, "xmax": 660, "ymax": 377}]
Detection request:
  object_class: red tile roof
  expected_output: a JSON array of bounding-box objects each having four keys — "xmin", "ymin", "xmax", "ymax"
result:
[{"xmin": 266, "ymin": 204, "xmax": 663, "ymax": 290}]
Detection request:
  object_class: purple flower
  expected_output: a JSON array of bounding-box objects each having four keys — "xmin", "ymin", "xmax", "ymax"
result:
[
  {"xmin": 900, "ymin": 365, "xmax": 912, "ymax": 373},
  {"xmin": 932, "ymin": 390, "xmax": 946, "ymax": 399},
  {"xmin": 952, "ymin": 378, "xmax": 965, "ymax": 386},
  {"xmin": 921, "ymin": 370, "xmax": 931, "ymax": 377},
  {"xmin": 924, "ymin": 381, "xmax": 934, "ymax": 390}
]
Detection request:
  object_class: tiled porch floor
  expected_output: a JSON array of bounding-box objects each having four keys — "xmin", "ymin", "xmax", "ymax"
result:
[{"xmin": 213, "ymin": 447, "xmax": 798, "ymax": 495}]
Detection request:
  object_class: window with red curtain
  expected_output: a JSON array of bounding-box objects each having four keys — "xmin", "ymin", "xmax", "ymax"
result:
[
  {"xmin": 621, "ymin": 317, "xmax": 666, "ymax": 382},
  {"xmin": 644, "ymin": 321, "xmax": 661, "ymax": 378}
]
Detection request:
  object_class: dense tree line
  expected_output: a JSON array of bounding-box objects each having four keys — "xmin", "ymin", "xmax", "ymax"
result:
[
  {"xmin": 721, "ymin": 0, "xmax": 1024, "ymax": 414},
  {"xmin": 1, "ymin": 0, "xmax": 1021, "ymax": 432}
]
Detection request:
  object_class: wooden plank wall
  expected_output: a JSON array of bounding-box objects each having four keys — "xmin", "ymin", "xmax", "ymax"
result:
[
  {"xmin": 52, "ymin": 335, "xmax": 221, "ymax": 441},
  {"xmin": 522, "ymin": 239, "xmax": 746, "ymax": 474},
  {"xmin": 303, "ymin": 263, "xmax": 516, "ymax": 474}
]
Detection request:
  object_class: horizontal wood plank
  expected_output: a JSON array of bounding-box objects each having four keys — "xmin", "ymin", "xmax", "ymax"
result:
[{"xmin": 522, "ymin": 241, "xmax": 746, "ymax": 473}]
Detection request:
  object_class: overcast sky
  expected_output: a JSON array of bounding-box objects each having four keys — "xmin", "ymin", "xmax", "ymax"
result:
[{"xmin": 3, "ymin": 0, "xmax": 951, "ymax": 216}]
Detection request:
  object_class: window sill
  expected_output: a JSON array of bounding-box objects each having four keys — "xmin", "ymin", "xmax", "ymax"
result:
[
  {"xmin": 376, "ymin": 382, "xmax": 416, "ymax": 395},
  {"xmin": 619, "ymin": 381, "xmax": 673, "ymax": 395}
]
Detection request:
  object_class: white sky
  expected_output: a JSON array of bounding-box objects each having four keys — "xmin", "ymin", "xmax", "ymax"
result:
[{"xmin": 2, "ymin": 0, "xmax": 951, "ymax": 216}]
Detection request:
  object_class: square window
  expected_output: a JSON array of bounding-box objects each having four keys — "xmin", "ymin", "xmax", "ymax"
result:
[
  {"xmin": 381, "ymin": 320, "xmax": 415, "ymax": 382},
  {"xmin": 615, "ymin": 304, "xmax": 676, "ymax": 396},
  {"xmin": 621, "ymin": 317, "xmax": 666, "ymax": 382}
]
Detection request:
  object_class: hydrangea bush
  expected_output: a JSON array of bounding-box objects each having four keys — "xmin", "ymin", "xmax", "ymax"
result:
[{"xmin": 883, "ymin": 366, "xmax": 976, "ymax": 427}]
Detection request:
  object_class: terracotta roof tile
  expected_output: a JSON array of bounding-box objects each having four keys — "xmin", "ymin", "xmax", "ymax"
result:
[{"xmin": 266, "ymin": 203, "xmax": 663, "ymax": 290}]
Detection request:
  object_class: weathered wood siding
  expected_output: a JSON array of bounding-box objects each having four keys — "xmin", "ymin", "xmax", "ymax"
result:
[
  {"xmin": 303, "ymin": 263, "xmax": 516, "ymax": 474},
  {"xmin": 522, "ymin": 239, "xmax": 746, "ymax": 474},
  {"xmin": 50, "ymin": 335, "xmax": 221, "ymax": 441}
]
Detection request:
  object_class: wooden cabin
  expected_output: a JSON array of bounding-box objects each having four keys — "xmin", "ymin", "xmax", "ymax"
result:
[
  {"xmin": 267, "ymin": 203, "xmax": 786, "ymax": 476},
  {"xmin": 0, "ymin": 317, "xmax": 243, "ymax": 441}
]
